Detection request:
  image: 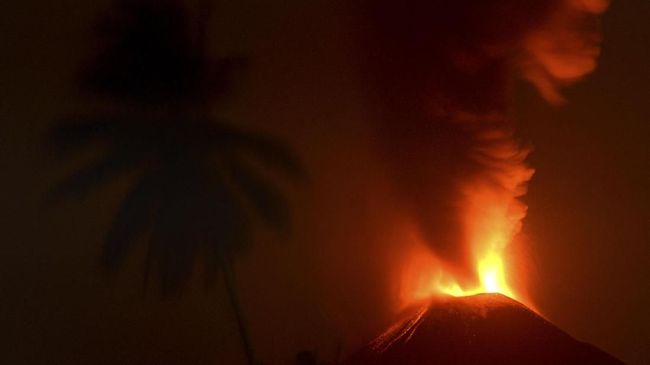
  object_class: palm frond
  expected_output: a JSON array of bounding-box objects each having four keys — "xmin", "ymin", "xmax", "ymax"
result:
[
  {"xmin": 228, "ymin": 160, "xmax": 291, "ymax": 234},
  {"xmin": 47, "ymin": 150, "xmax": 142, "ymax": 202},
  {"xmin": 146, "ymin": 171, "xmax": 200, "ymax": 297},
  {"xmin": 201, "ymin": 173, "xmax": 251, "ymax": 286},
  {"xmin": 48, "ymin": 116, "xmax": 120, "ymax": 155},
  {"xmin": 101, "ymin": 171, "xmax": 160, "ymax": 271},
  {"xmin": 238, "ymin": 133, "xmax": 306, "ymax": 182},
  {"xmin": 205, "ymin": 122, "xmax": 306, "ymax": 181}
]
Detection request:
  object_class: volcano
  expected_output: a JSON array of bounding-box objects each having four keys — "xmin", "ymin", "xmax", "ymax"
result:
[{"xmin": 346, "ymin": 293, "xmax": 624, "ymax": 365}]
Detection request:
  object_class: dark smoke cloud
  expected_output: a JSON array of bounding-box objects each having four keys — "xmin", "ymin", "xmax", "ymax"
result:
[{"xmin": 352, "ymin": 0, "xmax": 608, "ymax": 284}]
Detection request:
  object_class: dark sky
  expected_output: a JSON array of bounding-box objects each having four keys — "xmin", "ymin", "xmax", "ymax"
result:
[{"xmin": 1, "ymin": 0, "xmax": 648, "ymax": 364}]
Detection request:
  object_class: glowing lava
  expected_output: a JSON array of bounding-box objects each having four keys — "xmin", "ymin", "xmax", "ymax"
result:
[
  {"xmin": 402, "ymin": 239, "xmax": 520, "ymax": 306},
  {"xmin": 400, "ymin": 135, "xmax": 533, "ymax": 306},
  {"xmin": 437, "ymin": 252, "xmax": 515, "ymax": 299},
  {"xmin": 400, "ymin": 194, "xmax": 530, "ymax": 305}
]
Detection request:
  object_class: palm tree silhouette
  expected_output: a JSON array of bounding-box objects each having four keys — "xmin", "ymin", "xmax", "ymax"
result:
[{"xmin": 48, "ymin": 1, "xmax": 303, "ymax": 363}]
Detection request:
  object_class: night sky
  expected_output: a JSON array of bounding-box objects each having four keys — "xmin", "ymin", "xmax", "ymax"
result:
[{"xmin": 1, "ymin": 1, "xmax": 648, "ymax": 364}]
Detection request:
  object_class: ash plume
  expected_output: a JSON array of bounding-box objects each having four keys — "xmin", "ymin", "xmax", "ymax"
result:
[{"xmin": 355, "ymin": 0, "xmax": 609, "ymax": 286}]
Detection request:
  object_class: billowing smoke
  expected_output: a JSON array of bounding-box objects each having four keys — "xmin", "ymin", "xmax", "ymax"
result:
[
  {"xmin": 354, "ymin": 0, "xmax": 609, "ymax": 288},
  {"xmin": 521, "ymin": 0, "xmax": 610, "ymax": 104}
]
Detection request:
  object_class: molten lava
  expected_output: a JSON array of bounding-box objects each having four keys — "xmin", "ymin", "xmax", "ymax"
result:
[
  {"xmin": 400, "ymin": 128, "xmax": 533, "ymax": 307},
  {"xmin": 401, "ymin": 237, "xmax": 522, "ymax": 307},
  {"xmin": 438, "ymin": 252, "xmax": 514, "ymax": 299}
]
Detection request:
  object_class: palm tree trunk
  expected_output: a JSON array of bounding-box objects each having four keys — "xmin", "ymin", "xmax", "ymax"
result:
[{"xmin": 222, "ymin": 258, "xmax": 257, "ymax": 365}]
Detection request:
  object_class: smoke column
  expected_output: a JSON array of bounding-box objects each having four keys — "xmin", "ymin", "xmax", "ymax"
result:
[{"xmin": 354, "ymin": 0, "xmax": 609, "ymax": 293}]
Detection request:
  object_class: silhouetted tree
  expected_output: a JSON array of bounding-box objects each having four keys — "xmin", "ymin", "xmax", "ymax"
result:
[{"xmin": 48, "ymin": 1, "xmax": 303, "ymax": 364}]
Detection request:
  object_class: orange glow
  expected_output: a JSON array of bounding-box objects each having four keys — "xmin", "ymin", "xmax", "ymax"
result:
[
  {"xmin": 437, "ymin": 252, "xmax": 514, "ymax": 299},
  {"xmin": 521, "ymin": 0, "xmax": 610, "ymax": 104},
  {"xmin": 400, "ymin": 234, "xmax": 522, "ymax": 306},
  {"xmin": 400, "ymin": 129, "xmax": 533, "ymax": 307},
  {"xmin": 396, "ymin": 0, "xmax": 609, "ymax": 313}
]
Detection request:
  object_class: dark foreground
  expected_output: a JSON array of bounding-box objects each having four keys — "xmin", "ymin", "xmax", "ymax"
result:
[{"xmin": 346, "ymin": 293, "xmax": 624, "ymax": 365}]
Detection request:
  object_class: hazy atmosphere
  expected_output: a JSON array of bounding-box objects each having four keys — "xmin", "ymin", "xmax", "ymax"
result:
[{"xmin": 1, "ymin": 1, "xmax": 648, "ymax": 364}]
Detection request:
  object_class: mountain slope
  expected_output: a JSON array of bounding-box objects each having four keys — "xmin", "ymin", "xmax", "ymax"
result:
[{"xmin": 347, "ymin": 293, "xmax": 624, "ymax": 365}]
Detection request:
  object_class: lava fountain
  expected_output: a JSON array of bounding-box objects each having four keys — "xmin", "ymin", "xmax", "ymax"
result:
[{"xmin": 399, "ymin": 123, "xmax": 534, "ymax": 306}]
